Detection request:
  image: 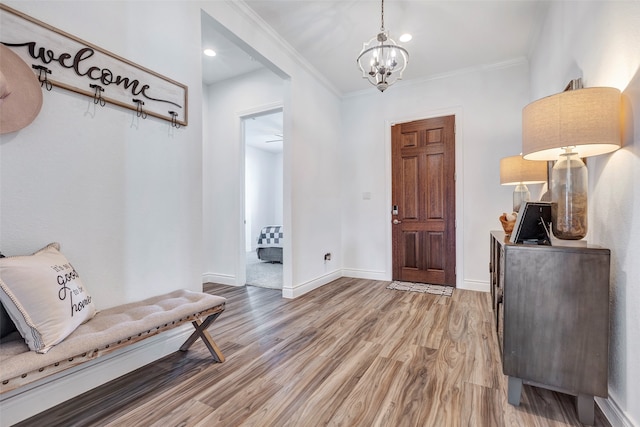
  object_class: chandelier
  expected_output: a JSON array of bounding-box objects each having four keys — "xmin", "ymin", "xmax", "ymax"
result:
[{"xmin": 356, "ymin": 0, "xmax": 409, "ymax": 92}]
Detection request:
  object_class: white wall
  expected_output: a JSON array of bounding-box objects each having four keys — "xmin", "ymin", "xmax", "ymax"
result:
[
  {"xmin": 0, "ymin": 2, "xmax": 208, "ymax": 420},
  {"xmin": 274, "ymin": 151, "xmax": 284, "ymax": 227},
  {"xmin": 202, "ymin": 68, "xmax": 284, "ymax": 285},
  {"xmin": 204, "ymin": 3, "xmax": 343, "ymax": 297},
  {"xmin": 0, "ymin": 1, "xmax": 343, "ymax": 419},
  {"xmin": 245, "ymin": 146, "xmax": 283, "ymax": 250},
  {"xmin": 0, "ymin": 0, "xmax": 344, "ymax": 310},
  {"xmin": 528, "ymin": 2, "xmax": 640, "ymax": 425},
  {"xmin": 199, "ymin": 2, "xmax": 343, "ymax": 298},
  {"xmin": 341, "ymin": 60, "xmax": 530, "ymax": 290},
  {"xmin": 286, "ymin": 70, "xmax": 343, "ymax": 295},
  {"xmin": 199, "ymin": 6, "xmax": 343, "ymax": 296},
  {"xmin": 0, "ymin": 1, "xmax": 205, "ymax": 308}
]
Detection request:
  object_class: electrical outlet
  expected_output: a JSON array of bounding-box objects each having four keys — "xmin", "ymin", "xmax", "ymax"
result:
[{"xmin": 324, "ymin": 253, "xmax": 331, "ymax": 261}]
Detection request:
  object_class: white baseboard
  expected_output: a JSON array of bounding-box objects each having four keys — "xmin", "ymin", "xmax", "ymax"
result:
[
  {"xmin": 341, "ymin": 268, "xmax": 389, "ymax": 281},
  {"xmin": 205, "ymin": 267, "xmax": 490, "ymax": 294},
  {"xmin": 282, "ymin": 270, "xmax": 342, "ymax": 299},
  {"xmin": 597, "ymin": 394, "xmax": 638, "ymax": 427},
  {"xmin": 202, "ymin": 272, "xmax": 237, "ymax": 286},
  {"xmin": 342, "ymin": 269, "xmax": 490, "ymax": 293},
  {"xmin": 460, "ymin": 279, "xmax": 490, "ymax": 292},
  {"xmin": 0, "ymin": 326, "xmax": 192, "ymax": 427}
]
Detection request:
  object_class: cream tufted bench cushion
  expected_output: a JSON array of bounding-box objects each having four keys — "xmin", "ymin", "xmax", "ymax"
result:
[{"xmin": 0, "ymin": 289, "xmax": 226, "ymax": 394}]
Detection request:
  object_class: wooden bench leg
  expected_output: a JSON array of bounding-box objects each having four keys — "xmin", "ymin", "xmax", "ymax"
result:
[{"xmin": 179, "ymin": 311, "xmax": 225, "ymax": 362}]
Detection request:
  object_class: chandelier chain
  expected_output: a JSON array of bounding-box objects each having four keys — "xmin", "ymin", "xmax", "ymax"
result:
[{"xmin": 380, "ymin": 0, "xmax": 385, "ymax": 31}]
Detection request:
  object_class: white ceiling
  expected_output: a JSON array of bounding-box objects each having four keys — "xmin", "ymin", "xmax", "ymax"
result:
[
  {"xmin": 201, "ymin": 11, "xmax": 264, "ymax": 86},
  {"xmin": 244, "ymin": 111, "xmax": 284, "ymax": 153},
  {"xmin": 201, "ymin": 0, "xmax": 549, "ymax": 150},
  {"xmin": 243, "ymin": 0, "xmax": 548, "ymax": 94}
]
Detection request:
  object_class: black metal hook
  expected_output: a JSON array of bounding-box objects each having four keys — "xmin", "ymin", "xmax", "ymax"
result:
[
  {"xmin": 90, "ymin": 84, "xmax": 106, "ymax": 107},
  {"xmin": 132, "ymin": 99, "xmax": 147, "ymax": 119},
  {"xmin": 32, "ymin": 65, "xmax": 52, "ymax": 91},
  {"xmin": 168, "ymin": 111, "xmax": 181, "ymax": 129}
]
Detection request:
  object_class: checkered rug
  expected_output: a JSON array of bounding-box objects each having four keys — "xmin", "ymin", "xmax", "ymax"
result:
[{"xmin": 387, "ymin": 281, "xmax": 453, "ymax": 297}]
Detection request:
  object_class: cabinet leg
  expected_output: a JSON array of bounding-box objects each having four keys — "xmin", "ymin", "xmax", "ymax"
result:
[
  {"xmin": 507, "ymin": 376, "xmax": 523, "ymax": 406},
  {"xmin": 577, "ymin": 394, "xmax": 594, "ymax": 425}
]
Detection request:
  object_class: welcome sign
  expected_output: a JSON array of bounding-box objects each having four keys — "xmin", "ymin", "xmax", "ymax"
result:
[{"xmin": 0, "ymin": 4, "xmax": 188, "ymax": 127}]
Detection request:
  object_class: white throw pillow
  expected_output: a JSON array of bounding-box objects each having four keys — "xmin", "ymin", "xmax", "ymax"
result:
[{"xmin": 0, "ymin": 243, "xmax": 96, "ymax": 353}]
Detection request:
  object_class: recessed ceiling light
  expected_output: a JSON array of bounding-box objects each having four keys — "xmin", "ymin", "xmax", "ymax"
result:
[
  {"xmin": 203, "ymin": 48, "xmax": 216, "ymax": 57},
  {"xmin": 399, "ymin": 34, "xmax": 412, "ymax": 43}
]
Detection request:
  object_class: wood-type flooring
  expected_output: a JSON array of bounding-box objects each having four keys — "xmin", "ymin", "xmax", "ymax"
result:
[{"xmin": 17, "ymin": 278, "xmax": 611, "ymax": 426}]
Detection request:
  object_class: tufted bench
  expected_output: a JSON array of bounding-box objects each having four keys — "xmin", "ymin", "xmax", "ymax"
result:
[{"xmin": 0, "ymin": 289, "xmax": 226, "ymax": 394}]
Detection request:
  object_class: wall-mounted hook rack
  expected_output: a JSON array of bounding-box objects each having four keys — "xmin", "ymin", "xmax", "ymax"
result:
[
  {"xmin": 31, "ymin": 64, "xmax": 52, "ymax": 91},
  {"xmin": 168, "ymin": 111, "xmax": 181, "ymax": 129},
  {"xmin": 1, "ymin": 4, "xmax": 188, "ymax": 127},
  {"xmin": 90, "ymin": 84, "xmax": 105, "ymax": 106},
  {"xmin": 133, "ymin": 99, "xmax": 147, "ymax": 119}
]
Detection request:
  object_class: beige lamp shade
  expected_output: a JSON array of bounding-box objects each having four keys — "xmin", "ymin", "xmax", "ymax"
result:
[
  {"xmin": 522, "ymin": 87, "xmax": 621, "ymax": 161},
  {"xmin": 500, "ymin": 155, "xmax": 547, "ymax": 185}
]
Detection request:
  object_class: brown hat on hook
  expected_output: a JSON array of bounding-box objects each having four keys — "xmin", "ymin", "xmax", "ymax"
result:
[{"xmin": 0, "ymin": 44, "xmax": 43, "ymax": 135}]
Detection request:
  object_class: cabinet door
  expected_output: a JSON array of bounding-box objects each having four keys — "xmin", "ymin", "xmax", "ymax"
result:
[
  {"xmin": 496, "ymin": 245, "xmax": 502, "ymax": 310},
  {"xmin": 497, "ymin": 301, "xmax": 504, "ymax": 359},
  {"xmin": 490, "ymin": 238, "xmax": 498, "ymax": 311},
  {"xmin": 502, "ymin": 245, "xmax": 609, "ymax": 397}
]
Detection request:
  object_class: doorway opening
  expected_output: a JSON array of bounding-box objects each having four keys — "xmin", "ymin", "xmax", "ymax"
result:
[{"xmin": 243, "ymin": 109, "xmax": 284, "ymax": 289}]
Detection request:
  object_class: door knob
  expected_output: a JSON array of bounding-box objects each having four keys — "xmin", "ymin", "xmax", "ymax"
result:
[{"xmin": 393, "ymin": 219, "xmax": 402, "ymax": 224}]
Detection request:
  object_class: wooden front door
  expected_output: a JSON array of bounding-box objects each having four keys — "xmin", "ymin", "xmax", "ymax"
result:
[{"xmin": 391, "ymin": 115, "xmax": 456, "ymax": 286}]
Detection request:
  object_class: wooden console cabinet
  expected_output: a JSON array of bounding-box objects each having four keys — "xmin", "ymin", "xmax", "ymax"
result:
[{"xmin": 489, "ymin": 231, "xmax": 610, "ymax": 425}]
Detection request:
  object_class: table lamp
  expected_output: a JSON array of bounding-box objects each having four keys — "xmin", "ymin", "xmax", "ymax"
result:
[
  {"xmin": 500, "ymin": 155, "xmax": 548, "ymax": 212},
  {"xmin": 522, "ymin": 80, "xmax": 621, "ymax": 239}
]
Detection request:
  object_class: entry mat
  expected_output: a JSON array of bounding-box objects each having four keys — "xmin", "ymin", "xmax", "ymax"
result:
[{"xmin": 387, "ymin": 281, "xmax": 453, "ymax": 297}]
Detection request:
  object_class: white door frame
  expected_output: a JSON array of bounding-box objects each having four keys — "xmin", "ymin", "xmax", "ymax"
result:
[
  {"xmin": 238, "ymin": 103, "xmax": 284, "ymax": 288},
  {"xmin": 384, "ymin": 106, "xmax": 464, "ymax": 288}
]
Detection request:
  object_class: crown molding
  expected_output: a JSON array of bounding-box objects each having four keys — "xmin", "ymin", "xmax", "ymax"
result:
[
  {"xmin": 227, "ymin": 1, "xmax": 342, "ymax": 98},
  {"xmin": 343, "ymin": 57, "xmax": 529, "ymax": 99}
]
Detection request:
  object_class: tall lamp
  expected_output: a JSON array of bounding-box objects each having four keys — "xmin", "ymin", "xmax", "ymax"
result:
[
  {"xmin": 500, "ymin": 155, "xmax": 548, "ymax": 212},
  {"xmin": 522, "ymin": 80, "xmax": 621, "ymax": 239}
]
